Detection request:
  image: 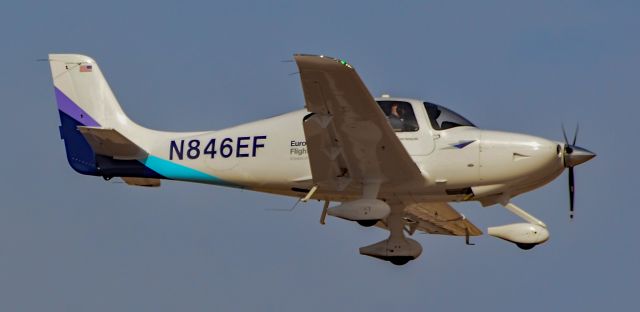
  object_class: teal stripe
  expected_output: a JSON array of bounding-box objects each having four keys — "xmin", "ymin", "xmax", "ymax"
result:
[{"xmin": 142, "ymin": 155, "xmax": 233, "ymax": 186}]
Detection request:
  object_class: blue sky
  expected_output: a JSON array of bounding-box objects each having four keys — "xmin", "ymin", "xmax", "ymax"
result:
[{"xmin": 0, "ymin": 1, "xmax": 637, "ymax": 311}]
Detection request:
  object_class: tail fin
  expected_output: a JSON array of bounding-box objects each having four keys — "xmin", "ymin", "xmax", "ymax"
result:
[
  {"xmin": 49, "ymin": 54, "xmax": 149, "ymax": 177},
  {"xmin": 49, "ymin": 54, "xmax": 130, "ymax": 129}
]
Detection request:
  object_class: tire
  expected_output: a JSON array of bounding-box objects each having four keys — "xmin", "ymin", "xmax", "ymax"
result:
[
  {"xmin": 516, "ymin": 243, "xmax": 536, "ymax": 250},
  {"xmin": 357, "ymin": 220, "xmax": 378, "ymax": 227},
  {"xmin": 389, "ymin": 257, "xmax": 412, "ymax": 266}
]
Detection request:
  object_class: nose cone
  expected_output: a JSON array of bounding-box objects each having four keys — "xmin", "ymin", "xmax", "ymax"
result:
[{"xmin": 564, "ymin": 145, "xmax": 596, "ymax": 167}]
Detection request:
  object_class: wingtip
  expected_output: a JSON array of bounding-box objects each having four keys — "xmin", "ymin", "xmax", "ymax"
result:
[{"xmin": 293, "ymin": 54, "xmax": 353, "ymax": 69}]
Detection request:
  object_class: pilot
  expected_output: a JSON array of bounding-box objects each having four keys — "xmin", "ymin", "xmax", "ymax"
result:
[{"xmin": 388, "ymin": 102, "xmax": 404, "ymax": 131}]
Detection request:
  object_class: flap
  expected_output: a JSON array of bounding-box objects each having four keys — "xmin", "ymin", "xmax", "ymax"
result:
[{"xmin": 404, "ymin": 202, "xmax": 483, "ymax": 236}]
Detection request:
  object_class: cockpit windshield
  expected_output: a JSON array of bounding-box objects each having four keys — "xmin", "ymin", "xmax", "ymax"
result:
[{"xmin": 423, "ymin": 102, "xmax": 475, "ymax": 130}]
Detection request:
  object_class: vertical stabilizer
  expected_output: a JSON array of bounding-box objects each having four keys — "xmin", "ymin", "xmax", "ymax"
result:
[
  {"xmin": 49, "ymin": 54, "xmax": 129, "ymax": 128},
  {"xmin": 48, "ymin": 54, "xmax": 141, "ymax": 176}
]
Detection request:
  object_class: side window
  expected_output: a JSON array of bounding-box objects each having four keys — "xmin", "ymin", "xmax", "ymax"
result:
[
  {"xmin": 376, "ymin": 101, "xmax": 419, "ymax": 132},
  {"xmin": 424, "ymin": 102, "xmax": 476, "ymax": 130}
]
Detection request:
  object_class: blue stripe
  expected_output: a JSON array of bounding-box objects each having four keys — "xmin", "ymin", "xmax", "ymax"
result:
[{"xmin": 141, "ymin": 155, "xmax": 234, "ymax": 186}]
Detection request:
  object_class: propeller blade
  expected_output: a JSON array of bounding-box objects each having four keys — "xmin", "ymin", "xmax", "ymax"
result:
[
  {"xmin": 569, "ymin": 167, "xmax": 575, "ymax": 219},
  {"xmin": 561, "ymin": 124, "xmax": 569, "ymax": 144},
  {"xmin": 561, "ymin": 123, "xmax": 593, "ymax": 219}
]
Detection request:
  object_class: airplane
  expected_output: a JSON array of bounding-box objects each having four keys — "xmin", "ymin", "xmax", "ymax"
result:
[{"xmin": 48, "ymin": 53, "xmax": 595, "ymax": 265}]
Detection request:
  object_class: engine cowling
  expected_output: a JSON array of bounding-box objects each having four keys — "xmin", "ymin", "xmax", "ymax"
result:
[
  {"xmin": 327, "ymin": 199, "xmax": 391, "ymax": 222},
  {"xmin": 488, "ymin": 223, "xmax": 549, "ymax": 246}
]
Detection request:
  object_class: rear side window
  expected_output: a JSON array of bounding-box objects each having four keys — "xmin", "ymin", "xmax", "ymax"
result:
[{"xmin": 376, "ymin": 101, "xmax": 419, "ymax": 132}]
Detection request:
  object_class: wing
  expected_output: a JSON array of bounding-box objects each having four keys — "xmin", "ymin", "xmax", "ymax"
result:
[
  {"xmin": 403, "ymin": 202, "xmax": 482, "ymax": 236},
  {"xmin": 295, "ymin": 54, "xmax": 425, "ymax": 192}
]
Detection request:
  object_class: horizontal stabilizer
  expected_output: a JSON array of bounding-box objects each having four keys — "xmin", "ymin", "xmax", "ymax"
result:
[
  {"xmin": 121, "ymin": 177, "xmax": 161, "ymax": 187},
  {"xmin": 77, "ymin": 126, "xmax": 147, "ymax": 160}
]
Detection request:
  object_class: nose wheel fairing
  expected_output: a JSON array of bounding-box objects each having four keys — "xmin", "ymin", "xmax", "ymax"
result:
[{"xmin": 486, "ymin": 199, "xmax": 550, "ymax": 249}]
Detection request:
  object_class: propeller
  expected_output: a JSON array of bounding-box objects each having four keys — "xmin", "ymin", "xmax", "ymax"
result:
[{"xmin": 561, "ymin": 124, "xmax": 596, "ymax": 219}]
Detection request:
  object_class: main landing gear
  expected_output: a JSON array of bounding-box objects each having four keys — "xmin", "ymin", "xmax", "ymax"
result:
[
  {"xmin": 358, "ymin": 206, "xmax": 422, "ymax": 265},
  {"xmin": 317, "ymin": 180, "xmax": 422, "ymax": 265}
]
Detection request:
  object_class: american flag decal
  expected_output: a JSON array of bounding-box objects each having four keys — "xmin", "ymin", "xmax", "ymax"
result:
[{"xmin": 79, "ymin": 64, "xmax": 93, "ymax": 72}]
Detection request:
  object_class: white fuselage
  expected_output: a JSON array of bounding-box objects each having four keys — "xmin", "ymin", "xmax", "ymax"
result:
[{"xmin": 135, "ymin": 97, "xmax": 565, "ymax": 204}]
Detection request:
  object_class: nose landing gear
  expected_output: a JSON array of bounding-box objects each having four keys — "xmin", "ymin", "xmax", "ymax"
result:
[{"xmin": 488, "ymin": 199, "xmax": 550, "ymax": 249}]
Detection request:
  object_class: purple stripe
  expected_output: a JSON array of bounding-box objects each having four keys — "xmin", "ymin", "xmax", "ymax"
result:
[{"xmin": 54, "ymin": 87, "xmax": 100, "ymax": 127}]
